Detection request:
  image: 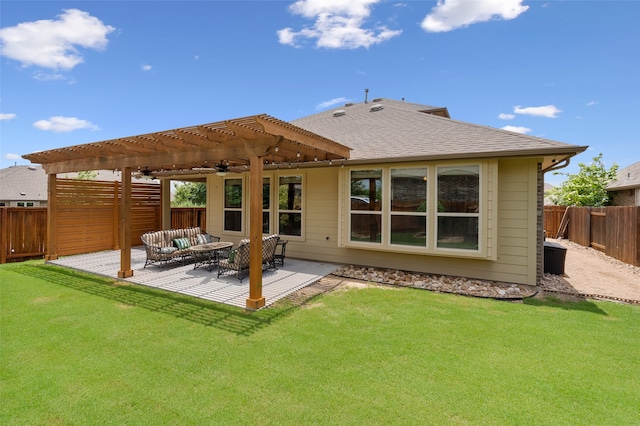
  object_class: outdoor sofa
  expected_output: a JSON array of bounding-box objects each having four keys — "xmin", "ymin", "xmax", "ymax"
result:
[
  {"xmin": 140, "ymin": 227, "xmax": 220, "ymax": 268},
  {"xmin": 217, "ymin": 234, "xmax": 280, "ymax": 282}
]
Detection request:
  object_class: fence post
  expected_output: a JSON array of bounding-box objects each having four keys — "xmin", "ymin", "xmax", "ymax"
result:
[
  {"xmin": 113, "ymin": 181, "xmax": 120, "ymax": 250},
  {"xmin": 1, "ymin": 208, "xmax": 7, "ymax": 264}
]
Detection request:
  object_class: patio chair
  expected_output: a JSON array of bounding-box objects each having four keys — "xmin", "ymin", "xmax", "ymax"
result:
[{"xmin": 217, "ymin": 240, "xmax": 251, "ymax": 282}]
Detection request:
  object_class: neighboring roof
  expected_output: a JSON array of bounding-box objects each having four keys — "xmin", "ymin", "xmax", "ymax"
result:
[
  {"xmin": 607, "ymin": 161, "xmax": 640, "ymax": 191},
  {"xmin": 292, "ymin": 98, "xmax": 587, "ymax": 168},
  {"xmin": 0, "ymin": 165, "xmax": 47, "ymax": 202},
  {"xmin": 0, "ymin": 166, "xmax": 158, "ymax": 202}
]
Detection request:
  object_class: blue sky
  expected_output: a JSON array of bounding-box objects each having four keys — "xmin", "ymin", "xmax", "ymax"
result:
[{"xmin": 1, "ymin": 0, "xmax": 638, "ymax": 185}]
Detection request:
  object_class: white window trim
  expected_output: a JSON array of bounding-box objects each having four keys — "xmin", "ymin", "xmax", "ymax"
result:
[
  {"xmin": 222, "ymin": 175, "xmax": 244, "ymax": 235},
  {"xmin": 275, "ymin": 172, "xmax": 306, "ymax": 241},
  {"xmin": 342, "ymin": 161, "xmax": 496, "ymax": 259}
]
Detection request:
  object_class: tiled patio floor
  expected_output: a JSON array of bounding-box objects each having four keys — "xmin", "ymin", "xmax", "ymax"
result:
[{"xmin": 50, "ymin": 247, "xmax": 340, "ymax": 309}]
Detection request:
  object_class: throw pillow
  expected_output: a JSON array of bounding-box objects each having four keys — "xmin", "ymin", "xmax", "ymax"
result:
[
  {"xmin": 228, "ymin": 250, "xmax": 236, "ymax": 263},
  {"xmin": 197, "ymin": 233, "xmax": 213, "ymax": 245},
  {"xmin": 159, "ymin": 246, "xmax": 178, "ymax": 254},
  {"xmin": 173, "ymin": 238, "xmax": 191, "ymax": 250}
]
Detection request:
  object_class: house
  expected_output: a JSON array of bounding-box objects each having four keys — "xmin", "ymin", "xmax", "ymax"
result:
[
  {"xmin": 606, "ymin": 161, "xmax": 640, "ymax": 206},
  {"xmin": 0, "ymin": 165, "xmax": 159, "ymax": 207},
  {"xmin": 0, "ymin": 165, "xmax": 48, "ymax": 207},
  {"xmin": 23, "ymin": 98, "xmax": 587, "ymax": 308}
]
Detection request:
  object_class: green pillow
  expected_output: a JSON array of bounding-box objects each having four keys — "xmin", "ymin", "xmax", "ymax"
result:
[
  {"xmin": 173, "ymin": 238, "xmax": 190, "ymax": 250},
  {"xmin": 228, "ymin": 250, "xmax": 236, "ymax": 263}
]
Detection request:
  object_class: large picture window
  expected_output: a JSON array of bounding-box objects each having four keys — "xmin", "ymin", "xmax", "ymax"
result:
[
  {"xmin": 350, "ymin": 169, "xmax": 382, "ymax": 243},
  {"xmin": 436, "ymin": 165, "xmax": 479, "ymax": 250},
  {"xmin": 346, "ymin": 163, "xmax": 485, "ymax": 255},
  {"xmin": 223, "ymin": 178, "xmax": 243, "ymax": 232},
  {"xmin": 278, "ymin": 175, "xmax": 302, "ymax": 237},
  {"xmin": 390, "ymin": 168, "xmax": 428, "ymax": 247}
]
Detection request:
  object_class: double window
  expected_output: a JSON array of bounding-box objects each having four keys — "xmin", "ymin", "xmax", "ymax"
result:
[
  {"xmin": 348, "ymin": 163, "xmax": 483, "ymax": 254},
  {"xmin": 223, "ymin": 174, "xmax": 304, "ymax": 238}
]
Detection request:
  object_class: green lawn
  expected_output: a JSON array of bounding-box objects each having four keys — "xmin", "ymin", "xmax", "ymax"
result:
[{"xmin": 1, "ymin": 261, "xmax": 638, "ymax": 425}]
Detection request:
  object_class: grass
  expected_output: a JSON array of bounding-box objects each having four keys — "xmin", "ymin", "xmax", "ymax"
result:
[{"xmin": 2, "ymin": 261, "xmax": 639, "ymax": 425}]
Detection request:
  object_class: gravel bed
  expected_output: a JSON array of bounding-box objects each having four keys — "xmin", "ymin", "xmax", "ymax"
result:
[{"xmin": 332, "ymin": 265, "xmax": 538, "ymax": 300}]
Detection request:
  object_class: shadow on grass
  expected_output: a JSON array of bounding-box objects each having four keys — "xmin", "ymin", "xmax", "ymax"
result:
[
  {"xmin": 523, "ymin": 294, "xmax": 609, "ymax": 315},
  {"xmin": 7, "ymin": 262, "xmax": 297, "ymax": 336}
]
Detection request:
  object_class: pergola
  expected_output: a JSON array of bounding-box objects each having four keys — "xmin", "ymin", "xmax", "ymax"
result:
[{"xmin": 24, "ymin": 114, "xmax": 351, "ymax": 309}]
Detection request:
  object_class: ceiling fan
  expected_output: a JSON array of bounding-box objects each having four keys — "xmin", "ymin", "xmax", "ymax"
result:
[
  {"xmin": 192, "ymin": 161, "xmax": 243, "ymax": 176},
  {"xmin": 133, "ymin": 167, "xmax": 156, "ymax": 180}
]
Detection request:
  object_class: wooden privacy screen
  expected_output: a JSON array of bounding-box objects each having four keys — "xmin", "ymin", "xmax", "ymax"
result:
[{"xmin": 55, "ymin": 179, "xmax": 161, "ymax": 256}]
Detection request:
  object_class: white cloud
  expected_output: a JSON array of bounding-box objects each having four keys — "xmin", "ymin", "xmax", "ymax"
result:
[
  {"xmin": 586, "ymin": 100, "xmax": 599, "ymax": 106},
  {"xmin": 499, "ymin": 113, "xmax": 515, "ymax": 120},
  {"xmin": 33, "ymin": 116, "xmax": 100, "ymax": 132},
  {"xmin": 421, "ymin": 0, "xmax": 529, "ymax": 33},
  {"xmin": 502, "ymin": 125, "xmax": 531, "ymax": 134},
  {"xmin": 33, "ymin": 71, "xmax": 68, "ymax": 82},
  {"xmin": 4, "ymin": 153, "xmax": 21, "ymax": 160},
  {"xmin": 0, "ymin": 113, "xmax": 17, "ymax": 121},
  {"xmin": 514, "ymin": 105, "xmax": 562, "ymax": 118},
  {"xmin": 0, "ymin": 9, "xmax": 115, "ymax": 71},
  {"xmin": 316, "ymin": 97, "xmax": 350, "ymax": 110},
  {"xmin": 141, "ymin": 64, "xmax": 152, "ymax": 72},
  {"xmin": 278, "ymin": 0, "xmax": 402, "ymax": 49}
]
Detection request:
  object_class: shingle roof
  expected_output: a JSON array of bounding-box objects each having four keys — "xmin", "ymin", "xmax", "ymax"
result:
[
  {"xmin": 0, "ymin": 165, "xmax": 48, "ymax": 202},
  {"xmin": 292, "ymin": 98, "xmax": 586, "ymax": 164},
  {"xmin": 607, "ymin": 161, "xmax": 640, "ymax": 190}
]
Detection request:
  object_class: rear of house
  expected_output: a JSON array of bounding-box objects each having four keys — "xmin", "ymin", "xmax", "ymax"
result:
[{"xmin": 203, "ymin": 99, "xmax": 586, "ymax": 286}]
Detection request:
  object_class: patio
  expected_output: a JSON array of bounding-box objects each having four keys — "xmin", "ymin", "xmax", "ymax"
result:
[{"xmin": 50, "ymin": 247, "xmax": 340, "ymax": 309}]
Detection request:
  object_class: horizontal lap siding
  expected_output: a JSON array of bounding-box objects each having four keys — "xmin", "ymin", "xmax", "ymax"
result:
[
  {"xmin": 495, "ymin": 159, "xmax": 537, "ymax": 285},
  {"xmin": 299, "ymin": 163, "xmax": 536, "ymax": 285}
]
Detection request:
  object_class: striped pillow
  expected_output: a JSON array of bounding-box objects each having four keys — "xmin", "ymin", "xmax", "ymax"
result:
[
  {"xmin": 197, "ymin": 233, "xmax": 212, "ymax": 245},
  {"xmin": 173, "ymin": 237, "xmax": 191, "ymax": 250}
]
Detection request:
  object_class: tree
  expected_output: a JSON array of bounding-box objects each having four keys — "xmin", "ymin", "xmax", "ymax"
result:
[
  {"xmin": 74, "ymin": 170, "xmax": 98, "ymax": 180},
  {"xmin": 172, "ymin": 182, "xmax": 206, "ymax": 206},
  {"xmin": 548, "ymin": 153, "xmax": 618, "ymax": 206}
]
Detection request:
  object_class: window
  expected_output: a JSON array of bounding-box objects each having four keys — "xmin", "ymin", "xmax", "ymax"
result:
[
  {"xmin": 278, "ymin": 175, "xmax": 302, "ymax": 237},
  {"xmin": 350, "ymin": 169, "xmax": 382, "ymax": 243},
  {"xmin": 345, "ymin": 163, "xmax": 485, "ymax": 256},
  {"xmin": 390, "ymin": 168, "xmax": 428, "ymax": 247},
  {"xmin": 17, "ymin": 202, "xmax": 25, "ymax": 207},
  {"xmin": 26, "ymin": 202, "xmax": 34, "ymax": 207},
  {"xmin": 436, "ymin": 165, "xmax": 479, "ymax": 250},
  {"xmin": 223, "ymin": 178, "xmax": 243, "ymax": 232},
  {"xmin": 262, "ymin": 177, "xmax": 270, "ymax": 234}
]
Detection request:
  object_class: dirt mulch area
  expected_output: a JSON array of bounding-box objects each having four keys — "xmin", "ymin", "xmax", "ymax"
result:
[{"xmin": 540, "ymin": 238, "xmax": 640, "ymax": 304}]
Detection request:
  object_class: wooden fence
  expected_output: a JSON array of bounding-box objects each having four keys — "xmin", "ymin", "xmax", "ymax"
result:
[
  {"xmin": 171, "ymin": 207, "xmax": 206, "ymax": 231},
  {"xmin": 544, "ymin": 206, "xmax": 640, "ymax": 266},
  {"xmin": 1, "ymin": 179, "xmax": 162, "ymax": 263},
  {"xmin": 0, "ymin": 207, "xmax": 47, "ymax": 263},
  {"xmin": 1, "ymin": 195, "xmax": 207, "ymax": 263}
]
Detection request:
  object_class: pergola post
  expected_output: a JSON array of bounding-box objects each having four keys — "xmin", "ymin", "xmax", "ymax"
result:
[
  {"xmin": 45, "ymin": 174, "xmax": 58, "ymax": 261},
  {"xmin": 118, "ymin": 167, "xmax": 133, "ymax": 278},
  {"xmin": 246, "ymin": 155, "xmax": 265, "ymax": 310},
  {"xmin": 161, "ymin": 179, "xmax": 171, "ymax": 230}
]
